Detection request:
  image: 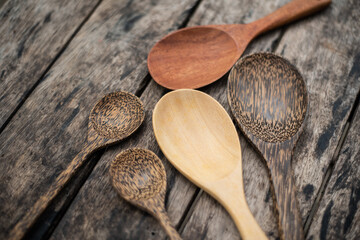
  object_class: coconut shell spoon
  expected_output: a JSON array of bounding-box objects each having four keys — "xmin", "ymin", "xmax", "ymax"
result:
[
  {"xmin": 10, "ymin": 92, "xmax": 144, "ymax": 240},
  {"xmin": 148, "ymin": 0, "xmax": 331, "ymax": 90},
  {"xmin": 153, "ymin": 89, "xmax": 268, "ymax": 239},
  {"xmin": 228, "ymin": 53, "xmax": 308, "ymax": 240},
  {"xmin": 110, "ymin": 148, "xmax": 182, "ymax": 240}
]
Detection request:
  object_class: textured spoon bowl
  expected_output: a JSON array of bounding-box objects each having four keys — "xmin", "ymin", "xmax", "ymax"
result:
[
  {"xmin": 90, "ymin": 92, "xmax": 144, "ymax": 140},
  {"xmin": 110, "ymin": 148, "xmax": 166, "ymax": 203},
  {"xmin": 110, "ymin": 148, "xmax": 182, "ymax": 240},
  {"xmin": 228, "ymin": 52, "xmax": 308, "ymax": 240}
]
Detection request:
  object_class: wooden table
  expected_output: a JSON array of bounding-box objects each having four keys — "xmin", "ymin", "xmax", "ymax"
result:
[{"xmin": 0, "ymin": 0, "xmax": 359, "ymax": 239}]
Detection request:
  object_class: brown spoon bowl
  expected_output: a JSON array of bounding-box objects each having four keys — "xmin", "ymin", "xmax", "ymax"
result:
[
  {"xmin": 110, "ymin": 148, "xmax": 182, "ymax": 240},
  {"xmin": 90, "ymin": 92, "xmax": 145, "ymax": 141},
  {"xmin": 228, "ymin": 52, "xmax": 308, "ymax": 240},
  {"xmin": 148, "ymin": 0, "xmax": 331, "ymax": 90},
  {"xmin": 148, "ymin": 27, "xmax": 240, "ymax": 89}
]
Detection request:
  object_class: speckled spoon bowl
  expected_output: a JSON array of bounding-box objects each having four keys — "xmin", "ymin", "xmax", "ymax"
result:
[
  {"xmin": 228, "ymin": 53, "xmax": 308, "ymax": 240},
  {"xmin": 10, "ymin": 92, "xmax": 144, "ymax": 240},
  {"xmin": 110, "ymin": 148, "xmax": 182, "ymax": 240}
]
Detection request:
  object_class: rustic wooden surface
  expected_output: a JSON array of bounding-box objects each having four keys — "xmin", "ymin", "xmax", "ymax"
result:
[
  {"xmin": 0, "ymin": 0, "xmax": 359, "ymax": 239},
  {"xmin": 0, "ymin": 0, "xmax": 100, "ymax": 130},
  {"xmin": 307, "ymin": 104, "xmax": 360, "ymax": 240}
]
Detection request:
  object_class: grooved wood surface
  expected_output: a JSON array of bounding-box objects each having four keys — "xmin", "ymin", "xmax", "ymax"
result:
[
  {"xmin": 0, "ymin": 0, "xmax": 359, "ymax": 239},
  {"xmin": 307, "ymin": 106, "xmax": 360, "ymax": 240},
  {"xmin": 0, "ymin": 0, "xmax": 100, "ymax": 129}
]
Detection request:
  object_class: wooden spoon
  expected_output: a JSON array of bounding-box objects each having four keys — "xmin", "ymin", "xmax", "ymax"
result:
[
  {"xmin": 153, "ymin": 89, "xmax": 268, "ymax": 240},
  {"xmin": 110, "ymin": 148, "xmax": 182, "ymax": 240},
  {"xmin": 10, "ymin": 92, "xmax": 144, "ymax": 240},
  {"xmin": 147, "ymin": 0, "xmax": 331, "ymax": 90},
  {"xmin": 227, "ymin": 53, "xmax": 308, "ymax": 240}
]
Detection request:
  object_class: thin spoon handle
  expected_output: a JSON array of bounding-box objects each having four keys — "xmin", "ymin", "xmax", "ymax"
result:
[
  {"xmin": 215, "ymin": 178, "xmax": 268, "ymax": 240},
  {"xmin": 266, "ymin": 145, "xmax": 304, "ymax": 240},
  {"xmin": 228, "ymin": 201, "xmax": 268, "ymax": 240},
  {"xmin": 9, "ymin": 141, "xmax": 97, "ymax": 240},
  {"xmin": 252, "ymin": 0, "xmax": 331, "ymax": 36},
  {"xmin": 155, "ymin": 205, "xmax": 182, "ymax": 240}
]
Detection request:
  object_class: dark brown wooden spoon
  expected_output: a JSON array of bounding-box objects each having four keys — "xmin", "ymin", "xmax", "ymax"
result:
[
  {"xmin": 148, "ymin": 0, "xmax": 331, "ymax": 90},
  {"xmin": 110, "ymin": 148, "xmax": 182, "ymax": 240},
  {"xmin": 10, "ymin": 92, "xmax": 144, "ymax": 240},
  {"xmin": 227, "ymin": 53, "xmax": 308, "ymax": 240}
]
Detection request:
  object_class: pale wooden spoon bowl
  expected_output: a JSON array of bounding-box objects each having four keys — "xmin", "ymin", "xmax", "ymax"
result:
[
  {"xmin": 148, "ymin": 0, "xmax": 331, "ymax": 89},
  {"xmin": 110, "ymin": 148, "xmax": 182, "ymax": 240},
  {"xmin": 10, "ymin": 92, "xmax": 144, "ymax": 240},
  {"xmin": 228, "ymin": 53, "xmax": 308, "ymax": 240},
  {"xmin": 153, "ymin": 89, "xmax": 268, "ymax": 240}
]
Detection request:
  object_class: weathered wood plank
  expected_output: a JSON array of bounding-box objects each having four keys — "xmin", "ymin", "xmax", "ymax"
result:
[
  {"xmin": 0, "ymin": 0, "xmax": 100, "ymax": 130},
  {"xmin": 307, "ymin": 104, "xmax": 360, "ymax": 240},
  {"xmin": 0, "ymin": 0, "xmax": 199, "ymax": 238},
  {"xmin": 181, "ymin": 0, "xmax": 360, "ymax": 239}
]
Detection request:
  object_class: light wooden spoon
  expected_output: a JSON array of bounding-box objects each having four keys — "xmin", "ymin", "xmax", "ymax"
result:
[
  {"xmin": 110, "ymin": 148, "xmax": 182, "ymax": 240},
  {"xmin": 152, "ymin": 89, "xmax": 268, "ymax": 240},
  {"xmin": 147, "ymin": 0, "xmax": 331, "ymax": 90},
  {"xmin": 228, "ymin": 53, "xmax": 308, "ymax": 240},
  {"xmin": 10, "ymin": 92, "xmax": 144, "ymax": 240}
]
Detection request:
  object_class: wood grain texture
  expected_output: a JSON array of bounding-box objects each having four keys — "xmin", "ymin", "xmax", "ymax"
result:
[
  {"xmin": 147, "ymin": 0, "xmax": 331, "ymax": 90},
  {"xmin": 228, "ymin": 53, "xmax": 307, "ymax": 240},
  {"xmin": 0, "ymin": 0, "xmax": 199, "ymax": 238},
  {"xmin": 0, "ymin": 0, "xmax": 99, "ymax": 129},
  {"xmin": 307, "ymin": 105, "xmax": 360, "ymax": 240},
  {"xmin": 9, "ymin": 92, "xmax": 144, "ymax": 240},
  {"xmin": 181, "ymin": 0, "xmax": 360, "ymax": 239},
  {"xmin": 153, "ymin": 89, "xmax": 267, "ymax": 240},
  {"xmin": 110, "ymin": 148, "xmax": 181, "ymax": 240}
]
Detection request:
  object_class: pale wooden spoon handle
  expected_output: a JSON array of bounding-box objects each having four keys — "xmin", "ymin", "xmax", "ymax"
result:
[
  {"xmin": 214, "ymin": 177, "xmax": 268, "ymax": 240},
  {"xmin": 252, "ymin": 0, "xmax": 331, "ymax": 35}
]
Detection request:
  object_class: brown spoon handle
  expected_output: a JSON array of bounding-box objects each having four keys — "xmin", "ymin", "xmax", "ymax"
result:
[
  {"xmin": 251, "ymin": 0, "xmax": 331, "ymax": 35},
  {"xmin": 9, "ymin": 141, "xmax": 97, "ymax": 240},
  {"xmin": 266, "ymin": 145, "xmax": 304, "ymax": 240},
  {"xmin": 154, "ymin": 204, "xmax": 182, "ymax": 240}
]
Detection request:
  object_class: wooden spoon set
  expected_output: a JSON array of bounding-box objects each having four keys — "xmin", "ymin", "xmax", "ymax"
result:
[
  {"xmin": 116, "ymin": 0, "xmax": 330, "ymax": 239},
  {"xmin": 12, "ymin": 1, "xmax": 330, "ymax": 240}
]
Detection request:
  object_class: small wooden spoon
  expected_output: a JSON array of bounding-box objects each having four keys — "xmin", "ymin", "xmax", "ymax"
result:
[
  {"xmin": 153, "ymin": 89, "xmax": 268, "ymax": 240},
  {"xmin": 147, "ymin": 0, "xmax": 331, "ymax": 90},
  {"xmin": 10, "ymin": 92, "xmax": 144, "ymax": 240},
  {"xmin": 227, "ymin": 53, "xmax": 308, "ymax": 240},
  {"xmin": 110, "ymin": 148, "xmax": 182, "ymax": 240}
]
